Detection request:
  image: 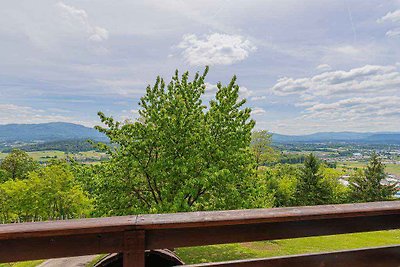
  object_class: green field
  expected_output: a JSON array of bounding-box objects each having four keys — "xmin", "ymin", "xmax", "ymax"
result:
[
  {"xmin": 176, "ymin": 230, "xmax": 400, "ymax": 264},
  {"xmin": 338, "ymin": 161, "xmax": 400, "ymax": 176},
  {"xmin": 386, "ymin": 164, "xmax": 400, "ymax": 176},
  {"xmin": 0, "ymin": 150, "xmax": 106, "ymax": 164}
]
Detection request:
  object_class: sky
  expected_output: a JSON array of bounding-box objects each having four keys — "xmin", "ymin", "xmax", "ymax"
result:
[{"xmin": 1, "ymin": 0, "xmax": 400, "ymax": 134}]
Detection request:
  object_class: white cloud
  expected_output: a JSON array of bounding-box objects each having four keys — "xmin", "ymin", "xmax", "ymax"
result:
[
  {"xmin": 271, "ymin": 64, "xmax": 400, "ymax": 97},
  {"xmin": 333, "ymin": 45, "xmax": 360, "ymax": 55},
  {"xmin": 269, "ymin": 64, "xmax": 400, "ymax": 133},
  {"xmin": 96, "ymin": 79, "xmax": 146, "ymax": 96},
  {"xmin": 204, "ymin": 83, "xmax": 254, "ymax": 100},
  {"xmin": 239, "ymin": 86, "xmax": 253, "ymax": 98},
  {"xmin": 377, "ymin": 9, "xmax": 400, "ymax": 38},
  {"xmin": 386, "ymin": 28, "xmax": 400, "ymax": 37},
  {"xmin": 177, "ymin": 33, "xmax": 256, "ymax": 66},
  {"xmin": 316, "ymin": 64, "xmax": 331, "ymax": 72},
  {"xmin": 120, "ymin": 109, "xmax": 140, "ymax": 122},
  {"xmin": 57, "ymin": 2, "xmax": 109, "ymax": 42},
  {"xmin": 251, "ymin": 107, "xmax": 266, "ymax": 115},
  {"xmin": 251, "ymin": 96, "xmax": 267, "ymax": 101},
  {"xmin": 377, "ymin": 9, "xmax": 400, "ymax": 23},
  {"xmin": 0, "ymin": 104, "xmax": 71, "ymax": 124}
]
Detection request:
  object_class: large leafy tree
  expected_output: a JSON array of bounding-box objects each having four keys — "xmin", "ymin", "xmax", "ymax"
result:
[
  {"xmin": 94, "ymin": 68, "xmax": 269, "ymax": 214},
  {"xmin": 295, "ymin": 153, "xmax": 333, "ymax": 205},
  {"xmin": 0, "ymin": 149, "xmax": 38, "ymax": 180},
  {"xmin": 349, "ymin": 153, "xmax": 397, "ymax": 202}
]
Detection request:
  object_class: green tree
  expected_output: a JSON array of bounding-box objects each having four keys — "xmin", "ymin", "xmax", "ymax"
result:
[
  {"xmin": 0, "ymin": 149, "xmax": 38, "ymax": 180},
  {"xmin": 0, "ymin": 169, "xmax": 8, "ymax": 183},
  {"xmin": 349, "ymin": 153, "xmax": 397, "ymax": 202},
  {"xmin": 295, "ymin": 153, "xmax": 333, "ymax": 205},
  {"xmin": 250, "ymin": 130, "xmax": 278, "ymax": 174},
  {"xmin": 0, "ymin": 163, "xmax": 92, "ymax": 223},
  {"xmin": 265, "ymin": 164, "xmax": 299, "ymax": 207},
  {"xmin": 94, "ymin": 68, "xmax": 269, "ymax": 214},
  {"xmin": 320, "ymin": 166, "xmax": 349, "ymax": 204}
]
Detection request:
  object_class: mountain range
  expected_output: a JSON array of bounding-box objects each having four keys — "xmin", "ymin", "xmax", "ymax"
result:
[
  {"xmin": 0, "ymin": 122, "xmax": 106, "ymax": 143},
  {"xmin": 0, "ymin": 122, "xmax": 399, "ymax": 144},
  {"xmin": 272, "ymin": 132, "xmax": 400, "ymax": 144}
]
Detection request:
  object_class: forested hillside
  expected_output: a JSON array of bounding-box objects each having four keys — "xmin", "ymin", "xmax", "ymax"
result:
[{"xmin": 0, "ymin": 122, "xmax": 106, "ymax": 142}]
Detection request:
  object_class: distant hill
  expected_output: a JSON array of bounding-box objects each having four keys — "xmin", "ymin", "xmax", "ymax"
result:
[
  {"xmin": 1, "ymin": 139, "xmax": 100, "ymax": 153},
  {"xmin": 0, "ymin": 122, "xmax": 106, "ymax": 143},
  {"xmin": 0, "ymin": 122, "xmax": 399, "ymax": 145},
  {"xmin": 272, "ymin": 132, "xmax": 400, "ymax": 144}
]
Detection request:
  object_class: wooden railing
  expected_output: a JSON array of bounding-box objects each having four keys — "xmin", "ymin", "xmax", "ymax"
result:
[{"xmin": 1, "ymin": 201, "xmax": 400, "ymax": 266}]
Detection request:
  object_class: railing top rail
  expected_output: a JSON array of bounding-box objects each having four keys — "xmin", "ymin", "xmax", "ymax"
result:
[
  {"xmin": 136, "ymin": 201, "xmax": 400, "ymax": 229},
  {"xmin": 0, "ymin": 215, "xmax": 138, "ymax": 240},
  {"xmin": 1, "ymin": 201, "xmax": 400, "ymax": 240}
]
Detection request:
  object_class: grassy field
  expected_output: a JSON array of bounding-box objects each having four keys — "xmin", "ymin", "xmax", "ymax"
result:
[
  {"xmin": 0, "ymin": 150, "xmax": 106, "ymax": 164},
  {"xmin": 338, "ymin": 161, "xmax": 400, "ymax": 176},
  {"xmin": 176, "ymin": 230, "xmax": 400, "ymax": 264},
  {"xmin": 0, "ymin": 261, "xmax": 44, "ymax": 267},
  {"xmin": 385, "ymin": 164, "xmax": 400, "ymax": 176}
]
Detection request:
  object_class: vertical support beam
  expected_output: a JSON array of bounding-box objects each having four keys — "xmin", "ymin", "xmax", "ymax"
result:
[{"xmin": 123, "ymin": 230, "xmax": 145, "ymax": 267}]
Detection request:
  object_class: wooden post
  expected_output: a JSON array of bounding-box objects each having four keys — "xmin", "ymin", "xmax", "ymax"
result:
[{"xmin": 123, "ymin": 230, "xmax": 145, "ymax": 267}]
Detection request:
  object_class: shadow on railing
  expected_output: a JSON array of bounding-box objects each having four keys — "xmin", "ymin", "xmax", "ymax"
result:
[{"xmin": 1, "ymin": 201, "xmax": 400, "ymax": 266}]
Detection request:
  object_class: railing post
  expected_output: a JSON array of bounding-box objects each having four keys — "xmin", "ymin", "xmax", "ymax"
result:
[{"xmin": 123, "ymin": 230, "xmax": 145, "ymax": 267}]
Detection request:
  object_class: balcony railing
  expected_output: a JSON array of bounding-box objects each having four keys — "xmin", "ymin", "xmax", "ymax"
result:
[{"xmin": 1, "ymin": 201, "xmax": 400, "ymax": 266}]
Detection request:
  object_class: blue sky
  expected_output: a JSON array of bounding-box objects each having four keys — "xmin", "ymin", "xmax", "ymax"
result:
[{"xmin": 0, "ymin": 0, "xmax": 400, "ymax": 134}]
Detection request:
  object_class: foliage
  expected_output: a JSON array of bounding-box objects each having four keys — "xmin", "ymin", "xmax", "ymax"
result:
[
  {"xmin": 275, "ymin": 153, "xmax": 305, "ymax": 165},
  {"xmin": 250, "ymin": 130, "xmax": 278, "ymax": 172},
  {"xmin": 0, "ymin": 163, "xmax": 92, "ymax": 223},
  {"xmin": 2, "ymin": 139, "xmax": 100, "ymax": 153},
  {"xmin": 349, "ymin": 153, "xmax": 397, "ymax": 202},
  {"xmin": 320, "ymin": 166, "xmax": 349, "ymax": 203},
  {"xmin": 265, "ymin": 164, "xmax": 299, "ymax": 207},
  {"xmin": 0, "ymin": 149, "xmax": 38, "ymax": 180},
  {"xmin": 93, "ymin": 68, "xmax": 272, "ymax": 214},
  {"xmin": 0, "ymin": 169, "xmax": 8, "ymax": 183},
  {"xmin": 295, "ymin": 154, "xmax": 333, "ymax": 205}
]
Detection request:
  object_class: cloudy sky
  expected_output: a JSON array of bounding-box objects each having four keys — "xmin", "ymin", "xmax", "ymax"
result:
[{"xmin": 1, "ymin": 0, "xmax": 400, "ymax": 134}]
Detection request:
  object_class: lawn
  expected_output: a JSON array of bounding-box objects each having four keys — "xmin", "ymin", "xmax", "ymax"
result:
[
  {"xmin": 176, "ymin": 230, "xmax": 400, "ymax": 264},
  {"xmin": 0, "ymin": 261, "xmax": 44, "ymax": 267}
]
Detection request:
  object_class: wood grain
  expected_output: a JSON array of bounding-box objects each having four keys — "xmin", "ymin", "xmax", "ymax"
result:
[{"xmin": 1, "ymin": 201, "xmax": 400, "ymax": 265}]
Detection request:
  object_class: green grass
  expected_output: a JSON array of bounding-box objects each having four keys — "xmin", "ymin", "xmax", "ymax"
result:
[
  {"xmin": 176, "ymin": 230, "xmax": 400, "ymax": 264},
  {"xmin": 0, "ymin": 260, "xmax": 44, "ymax": 267},
  {"xmin": 385, "ymin": 164, "xmax": 400, "ymax": 176},
  {"xmin": 339, "ymin": 161, "xmax": 400, "ymax": 176},
  {"xmin": 27, "ymin": 151, "xmax": 66, "ymax": 161},
  {"xmin": 86, "ymin": 255, "xmax": 107, "ymax": 267}
]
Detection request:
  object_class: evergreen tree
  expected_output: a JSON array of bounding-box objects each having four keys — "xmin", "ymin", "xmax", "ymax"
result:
[
  {"xmin": 295, "ymin": 153, "xmax": 332, "ymax": 205},
  {"xmin": 349, "ymin": 153, "xmax": 397, "ymax": 202}
]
